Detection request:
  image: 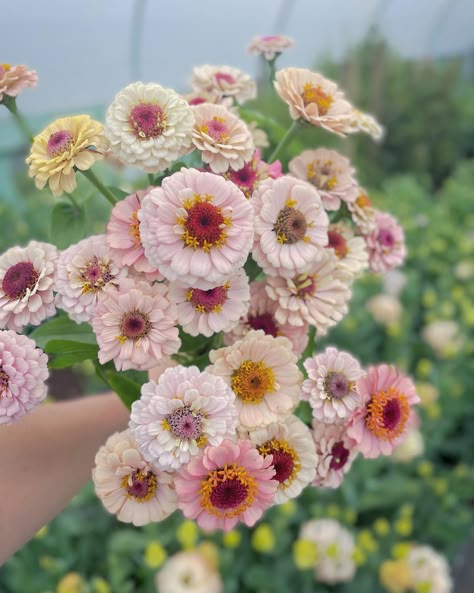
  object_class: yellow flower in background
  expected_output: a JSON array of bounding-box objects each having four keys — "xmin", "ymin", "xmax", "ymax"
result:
[
  {"xmin": 400, "ymin": 504, "xmax": 414, "ymax": 517},
  {"xmin": 416, "ymin": 359, "xmax": 432, "ymax": 378},
  {"xmin": 432, "ymin": 478, "xmax": 448, "ymax": 496},
  {"xmin": 326, "ymin": 503, "xmax": 340, "ymax": 519},
  {"xmin": 278, "ymin": 500, "xmax": 297, "ymax": 517},
  {"xmin": 144, "ymin": 541, "xmax": 167, "ymax": 569},
  {"xmin": 56, "ymin": 573, "xmax": 87, "ymax": 593},
  {"xmin": 379, "ymin": 559, "xmax": 412, "ymax": 593},
  {"xmin": 416, "ymin": 383, "xmax": 439, "ymax": 407},
  {"xmin": 293, "ymin": 539, "xmax": 318, "ymax": 569},
  {"xmin": 344, "ymin": 508, "xmax": 358, "ymax": 525},
  {"xmin": 92, "ymin": 578, "xmax": 111, "ymax": 593},
  {"xmin": 352, "ymin": 546, "xmax": 367, "ymax": 566},
  {"xmin": 394, "ymin": 518, "xmax": 413, "ymax": 537},
  {"xmin": 392, "ymin": 542, "xmax": 411, "ymax": 560},
  {"xmin": 177, "ymin": 520, "xmax": 199, "ymax": 549},
  {"xmin": 417, "ymin": 461, "xmax": 434, "ymax": 478},
  {"xmin": 39, "ymin": 556, "xmax": 56, "ymax": 571},
  {"xmin": 357, "ymin": 530, "xmax": 378, "ymax": 553},
  {"xmin": 374, "ymin": 518, "xmax": 391, "ymax": 536},
  {"xmin": 35, "ymin": 525, "xmax": 49, "ymax": 539},
  {"xmin": 251, "ymin": 523, "xmax": 276, "ymax": 553},
  {"xmin": 222, "ymin": 530, "xmax": 241, "ymax": 549},
  {"xmin": 198, "ymin": 541, "xmax": 219, "ymax": 570}
]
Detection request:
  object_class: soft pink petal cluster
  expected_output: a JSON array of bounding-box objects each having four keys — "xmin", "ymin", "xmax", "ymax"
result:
[
  {"xmin": 247, "ymin": 35, "xmax": 295, "ymax": 61},
  {"xmin": 0, "ymin": 63, "xmax": 38, "ymax": 102},
  {"xmin": 222, "ymin": 149, "xmax": 282, "ymax": 199},
  {"xmin": 327, "ymin": 223, "xmax": 369, "ymax": 277},
  {"xmin": 311, "ymin": 420, "xmax": 357, "ymax": 488},
  {"xmin": 191, "ymin": 65, "xmax": 257, "ymax": 104},
  {"xmin": 364, "ymin": 210, "xmax": 406, "ymax": 274}
]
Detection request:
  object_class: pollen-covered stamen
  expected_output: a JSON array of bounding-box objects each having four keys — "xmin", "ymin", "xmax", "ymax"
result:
[
  {"xmin": 365, "ymin": 386, "xmax": 410, "ymax": 441},
  {"xmin": 199, "ymin": 463, "xmax": 257, "ymax": 517},
  {"xmin": 181, "ymin": 197, "xmax": 228, "ymax": 251},
  {"xmin": 294, "ymin": 273, "xmax": 317, "ymax": 299},
  {"xmin": 378, "ymin": 228, "xmax": 396, "ymax": 249},
  {"xmin": 215, "ymin": 72, "xmax": 236, "ymax": 85},
  {"xmin": 307, "ymin": 161, "xmax": 337, "ymax": 190},
  {"xmin": 329, "ymin": 441, "xmax": 350, "ymax": 470},
  {"xmin": 80, "ymin": 256, "xmax": 115, "ymax": 294},
  {"xmin": 129, "ymin": 103, "xmax": 166, "ymax": 139},
  {"xmin": 0, "ymin": 368, "xmax": 10, "ymax": 398},
  {"xmin": 302, "ymin": 83, "xmax": 334, "ymax": 114},
  {"xmin": 324, "ymin": 371, "xmax": 352, "ymax": 399},
  {"xmin": 273, "ymin": 206, "xmax": 308, "ymax": 244},
  {"xmin": 231, "ymin": 360, "xmax": 276, "ymax": 404},
  {"xmin": 165, "ymin": 406, "xmax": 204, "ymax": 440},
  {"xmin": 258, "ymin": 438, "xmax": 301, "ymax": 486},
  {"xmin": 123, "ymin": 469, "xmax": 157, "ymax": 501},
  {"xmin": 46, "ymin": 130, "xmax": 74, "ymax": 157},
  {"xmin": 119, "ymin": 309, "xmax": 151, "ymax": 340},
  {"xmin": 327, "ymin": 230, "xmax": 348, "ymax": 258},
  {"xmin": 2, "ymin": 261, "xmax": 38, "ymax": 300},
  {"xmin": 187, "ymin": 284, "xmax": 229, "ymax": 313},
  {"xmin": 356, "ymin": 192, "xmax": 371, "ymax": 209},
  {"xmin": 200, "ymin": 117, "xmax": 229, "ymax": 143},
  {"xmin": 129, "ymin": 209, "xmax": 141, "ymax": 246},
  {"xmin": 248, "ymin": 312, "xmax": 279, "ymax": 337}
]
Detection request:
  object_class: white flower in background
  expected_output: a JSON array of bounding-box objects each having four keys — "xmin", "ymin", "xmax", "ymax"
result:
[
  {"xmin": 156, "ymin": 549, "xmax": 223, "ymax": 593},
  {"xmin": 392, "ymin": 426, "xmax": 424, "ymax": 462},
  {"xmin": 422, "ymin": 320, "xmax": 464, "ymax": 357},
  {"xmin": 346, "ymin": 109, "xmax": 385, "ymax": 141},
  {"xmin": 407, "ymin": 545, "xmax": 453, "ymax": 593},
  {"xmin": 366, "ymin": 294, "xmax": 403, "ymax": 326}
]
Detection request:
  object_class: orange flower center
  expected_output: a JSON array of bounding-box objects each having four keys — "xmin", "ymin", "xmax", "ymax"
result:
[
  {"xmin": 129, "ymin": 209, "xmax": 141, "ymax": 247},
  {"xmin": 356, "ymin": 192, "xmax": 372, "ymax": 208},
  {"xmin": 231, "ymin": 360, "xmax": 276, "ymax": 404},
  {"xmin": 302, "ymin": 83, "xmax": 333, "ymax": 115},
  {"xmin": 199, "ymin": 463, "xmax": 257, "ymax": 518},
  {"xmin": 365, "ymin": 386, "xmax": 410, "ymax": 441},
  {"xmin": 258, "ymin": 438, "xmax": 301, "ymax": 487}
]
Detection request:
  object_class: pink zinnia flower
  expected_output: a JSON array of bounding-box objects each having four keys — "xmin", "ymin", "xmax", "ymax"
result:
[
  {"xmin": 224, "ymin": 279, "xmax": 309, "ymax": 356},
  {"xmin": 191, "ymin": 65, "xmax": 257, "ymax": 105},
  {"xmin": 139, "ymin": 168, "xmax": 254, "ymax": 289},
  {"xmin": 130, "ymin": 365, "xmax": 237, "ymax": 471},
  {"xmin": 175, "ymin": 439, "xmax": 277, "ymax": 531},
  {"xmin": 92, "ymin": 277, "xmax": 180, "ymax": 371},
  {"xmin": 347, "ymin": 188, "xmax": 377, "ymax": 234},
  {"xmin": 347, "ymin": 364, "xmax": 420, "ymax": 458},
  {"xmin": 0, "ymin": 241, "xmax": 57, "ymax": 332},
  {"xmin": 247, "ymin": 35, "xmax": 295, "ymax": 61},
  {"xmin": 191, "ymin": 104, "xmax": 255, "ymax": 173},
  {"xmin": 288, "ymin": 148, "xmax": 357, "ymax": 211},
  {"xmin": 265, "ymin": 251, "xmax": 352, "ymax": 333},
  {"xmin": 208, "ymin": 329, "xmax": 302, "ymax": 430},
  {"xmin": 55, "ymin": 235, "xmax": 123, "ymax": 323},
  {"xmin": 364, "ymin": 211, "xmax": 406, "ymax": 274},
  {"xmin": 0, "ymin": 63, "xmax": 37, "ymax": 102},
  {"xmin": 326, "ymin": 222, "xmax": 368, "ymax": 277},
  {"xmin": 221, "ymin": 149, "xmax": 282, "ymax": 199},
  {"xmin": 93, "ymin": 429, "xmax": 177, "ymax": 526},
  {"xmin": 106, "ymin": 188, "xmax": 162, "ymax": 281},
  {"xmin": 0, "ymin": 330, "xmax": 48, "ymax": 425},
  {"xmin": 169, "ymin": 268, "xmax": 250, "ymax": 337},
  {"xmin": 302, "ymin": 347, "xmax": 365, "ymax": 422},
  {"xmin": 311, "ymin": 421, "xmax": 357, "ymax": 488},
  {"xmin": 251, "ymin": 175, "xmax": 328, "ymax": 278}
]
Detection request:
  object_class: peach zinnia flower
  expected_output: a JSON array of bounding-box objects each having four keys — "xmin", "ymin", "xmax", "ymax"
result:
[
  {"xmin": 274, "ymin": 68, "xmax": 353, "ymax": 136},
  {"xmin": 364, "ymin": 211, "xmax": 406, "ymax": 274},
  {"xmin": 139, "ymin": 168, "xmax": 254, "ymax": 289},
  {"xmin": 0, "ymin": 63, "xmax": 37, "ymax": 102},
  {"xmin": 311, "ymin": 421, "xmax": 357, "ymax": 488},
  {"xmin": 326, "ymin": 222, "xmax": 369, "ymax": 278},
  {"xmin": 191, "ymin": 104, "xmax": 255, "ymax": 173},
  {"xmin": 27, "ymin": 115, "xmax": 108, "ymax": 197},
  {"xmin": 191, "ymin": 65, "xmax": 256, "ymax": 105},
  {"xmin": 247, "ymin": 35, "xmax": 294, "ymax": 61},
  {"xmin": 175, "ymin": 439, "xmax": 277, "ymax": 531}
]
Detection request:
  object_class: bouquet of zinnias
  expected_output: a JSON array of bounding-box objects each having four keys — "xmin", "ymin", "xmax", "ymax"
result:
[{"xmin": 0, "ymin": 37, "xmax": 418, "ymax": 531}]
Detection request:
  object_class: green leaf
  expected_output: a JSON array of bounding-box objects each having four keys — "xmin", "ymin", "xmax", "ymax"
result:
[
  {"xmin": 244, "ymin": 254, "xmax": 263, "ymax": 282},
  {"xmin": 29, "ymin": 314, "xmax": 97, "ymax": 348},
  {"xmin": 108, "ymin": 186, "xmax": 129, "ymax": 200},
  {"xmin": 45, "ymin": 339, "xmax": 99, "ymax": 368},
  {"xmin": 50, "ymin": 200, "xmax": 86, "ymax": 248},
  {"xmin": 102, "ymin": 369, "xmax": 142, "ymax": 409}
]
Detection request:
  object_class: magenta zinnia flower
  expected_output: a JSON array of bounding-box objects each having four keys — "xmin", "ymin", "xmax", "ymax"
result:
[
  {"xmin": 364, "ymin": 211, "xmax": 406, "ymax": 274},
  {"xmin": 175, "ymin": 439, "xmax": 277, "ymax": 531},
  {"xmin": 222, "ymin": 149, "xmax": 282, "ymax": 199}
]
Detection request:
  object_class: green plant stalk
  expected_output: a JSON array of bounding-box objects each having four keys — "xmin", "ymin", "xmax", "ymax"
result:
[
  {"xmin": 301, "ymin": 325, "xmax": 316, "ymax": 361},
  {"xmin": 80, "ymin": 168, "xmax": 118, "ymax": 206},
  {"xmin": 147, "ymin": 173, "xmax": 154, "ymax": 185},
  {"xmin": 268, "ymin": 119, "xmax": 299, "ymax": 162},
  {"xmin": 2, "ymin": 96, "xmax": 35, "ymax": 143}
]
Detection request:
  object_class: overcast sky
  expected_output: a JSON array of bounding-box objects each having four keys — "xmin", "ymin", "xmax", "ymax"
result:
[{"xmin": 1, "ymin": 0, "xmax": 473, "ymax": 117}]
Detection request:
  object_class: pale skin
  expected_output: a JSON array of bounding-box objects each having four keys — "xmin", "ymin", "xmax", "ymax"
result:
[{"xmin": 0, "ymin": 393, "xmax": 130, "ymax": 565}]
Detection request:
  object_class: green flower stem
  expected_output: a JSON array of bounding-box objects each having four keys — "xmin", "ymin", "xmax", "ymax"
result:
[
  {"xmin": 147, "ymin": 173, "xmax": 155, "ymax": 185},
  {"xmin": 302, "ymin": 325, "xmax": 316, "ymax": 361},
  {"xmin": 80, "ymin": 168, "xmax": 118, "ymax": 206},
  {"xmin": 268, "ymin": 119, "xmax": 299, "ymax": 163},
  {"xmin": 2, "ymin": 96, "xmax": 34, "ymax": 143},
  {"xmin": 67, "ymin": 193, "xmax": 80, "ymax": 211},
  {"xmin": 267, "ymin": 58, "xmax": 277, "ymax": 84}
]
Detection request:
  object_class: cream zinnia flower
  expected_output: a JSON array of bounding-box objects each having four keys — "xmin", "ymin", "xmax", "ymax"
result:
[{"xmin": 191, "ymin": 65, "xmax": 256, "ymax": 104}]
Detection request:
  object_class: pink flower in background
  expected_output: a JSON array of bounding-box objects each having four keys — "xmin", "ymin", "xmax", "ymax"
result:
[
  {"xmin": 0, "ymin": 330, "xmax": 48, "ymax": 425},
  {"xmin": 247, "ymin": 35, "xmax": 295, "ymax": 61},
  {"xmin": 191, "ymin": 65, "xmax": 257, "ymax": 104},
  {"xmin": 139, "ymin": 168, "xmax": 254, "ymax": 289},
  {"xmin": 93, "ymin": 430, "xmax": 177, "ymax": 526},
  {"xmin": 311, "ymin": 421, "xmax": 357, "ymax": 488},
  {"xmin": 175, "ymin": 439, "xmax": 277, "ymax": 531},
  {"xmin": 130, "ymin": 366, "xmax": 237, "ymax": 471},
  {"xmin": 326, "ymin": 222, "xmax": 369, "ymax": 277},
  {"xmin": 251, "ymin": 175, "xmax": 329, "ymax": 278},
  {"xmin": 0, "ymin": 241, "xmax": 57, "ymax": 332},
  {"xmin": 92, "ymin": 277, "xmax": 180, "ymax": 371},
  {"xmin": 221, "ymin": 149, "xmax": 282, "ymax": 199},
  {"xmin": 302, "ymin": 347, "xmax": 365, "ymax": 422},
  {"xmin": 347, "ymin": 364, "xmax": 420, "ymax": 458},
  {"xmin": 364, "ymin": 211, "xmax": 406, "ymax": 274},
  {"xmin": 184, "ymin": 90, "xmax": 233, "ymax": 108},
  {"xmin": 169, "ymin": 268, "xmax": 250, "ymax": 337},
  {"xmin": 0, "ymin": 63, "xmax": 37, "ymax": 102}
]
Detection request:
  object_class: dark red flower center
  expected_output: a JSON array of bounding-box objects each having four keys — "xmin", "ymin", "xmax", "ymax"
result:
[
  {"xmin": 184, "ymin": 201, "xmax": 225, "ymax": 249},
  {"xmin": 126, "ymin": 470, "xmax": 157, "ymax": 500},
  {"xmin": 268, "ymin": 448, "xmax": 295, "ymax": 483},
  {"xmin": 166, "ymin": 406, "xmax": 203, "ymax": 440},
  {"xmin": 327, "ymin": 230, "xmax": 348, "ymax": 258},
  {"xmin": 189, "ymin": 285, "xmax": 228, "ymax": 313},
  {"xmin": 329, "ymin": 441, "xmax": 350, "ymax": 470},
  {"xmin": 2, "ymin": 261, "xmax": 38, "ymax": 300},
  {"xmin": 120, "ymin": 310, "xmax": 150, "ymax": 340},
  {"xmin": 189, "ymin": 96, "xmax": 207, "ymax": 105},
  {"xmin": 274, "ymin": 207, "xmax": 308, "ymax": 244},
  {"xmin": 47, "ymin": 130, "xmax": 73, "ymax": 157},
  {"xmin": 382, "ymin": 398, "xmax": 402, "ymax": 431},
  {"xmin": 209, "ymin": 478, "xmax": 248, "ymax": 509},
  {"xmin": 324, "ymin": 371, "xmax": 350, "ymax": 399},
  {"xmin": 129, "ymin": 103, "xmax": 165, "ymax": 139},
  {"xmin": 229, "ymin": 163, "xmax": 258, "ymax": 189},
  {"xmin": 248, "ymin": 312, "xmax": 279, "ymax": 337}
]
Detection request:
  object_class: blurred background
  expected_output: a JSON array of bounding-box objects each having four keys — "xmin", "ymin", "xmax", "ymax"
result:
[{"xmin": 1, "ymin": 1, "xmax": 474, "ymax": 592}]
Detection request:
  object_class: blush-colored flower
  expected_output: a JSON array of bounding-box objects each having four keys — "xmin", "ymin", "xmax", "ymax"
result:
[
  {"xmin": 191, "ymin": 65, "xmax": 256, "ymax": 105},
  {"xmin": 247, "ymin": 35, "xmax": 295, "ymax": 61},
  {"xmin": 347, "ymin": 364, "xmax": 420, "ymax": 458},
  {"xmin": 265, "ymin": 250, "xmax": 352, "ymax": 333},
  {"xmin": 208, "ymin": 329, "xmax": 302, "ymax": 430},
  {"xmin": 366, "ymin": 294, "xmax": 403, "ymax": 326},
  {"xmin": 130, "ymin": 365, "xmax": 237, "ymax": 471},
  {"xmin": 175, "ymin": 439, "xmax": 277, "ymax": 531},
  {"xmin": 347, "ymin": 188, "xmax": 377, "ymax": 233},
  {"xmin": 156, "ymin": 549, "xmax": 223, "ymax": 593},
  {"xmin": 224, "ymin": 279, "xmax": 309, "ymax": 356},
  {"xmin": 288, "ymin": 148, "xmax": 357, "ymax": 210},
  {"xmin": 92, "ymin": 429, "xmax": 177, "ymax": 526},
  {"xmin": 247, "ymin": 415, "xmax": 317, "ymax": 504},
  {"xmin": 303, "ymin": 347, "xmax": 365, "ymax": 422},
  {"xmin": 274, "ymin": 68, "xmax": 354, "ymax": 136},
  {"xmin": 251, "ymin": 175, "xmax": 328, "ymax": 278},
  {"xmin": 27, "ymin": 115, "xmax": 108, "ymax": 197},
  {"xmin": 184, "ymin": 90, "xmax": 233, "ymax": 108},
  {"xmin": 346, "ymin": 109, "xmax": 384, "ymax": 141},
  {"xmin": 406, "ymin": 545, "xmax": 453, "ymax": 593},
  {"xmin": 326, "ymin": 222, "xmax": 368, "ymax": 277},
  {"xmin": 105, "ymin": 82, "xmax": 195, "ymax": 173},
  {"xmin": 92, "ymin": 277, "xmax": 180, "ymax": 371},
  {"xmin": 191, "ymin": 104, "xmax": 255, "ymax": 173},
  {"xmin": 169, "ymin": 268, "xmax": 250, "ymax": 337},
  {"xmin": 221, "ymin": 149, "xmax": 282, "ymax": 199},
  {"xmin": 139, "ymin": 168, "xmax": 254, "ymax": 289},
  {"xmin": 0, "ymin": 63, "xmax": 37, "ymax": 102},
  {"xmin": 364, "ymin": 211, "xmax": 406, "ymax": 274},
  {"xmin": 55, "ymin": 235, "xmax": 123, "ymax": 323},
  {"xmin": 311, "ymin": 421, "xmax": 357, "ymax": 488},
  {"xmin": 0, "ymin": 241, "xmax": 57, "ymax": 332},
  {"xmin": 0, "ymin": 330, "xmax": 48, "ymax": 425}
]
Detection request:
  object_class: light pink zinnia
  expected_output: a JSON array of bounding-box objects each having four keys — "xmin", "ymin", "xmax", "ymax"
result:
[
  {"xmin": 288, "ymin": 148, "xmax": 357, "ymax": 210},
  {"xmin": 247, "ymin": 35, "xmax": 295, "ymax": 61},
  {"xmin": 169, "ymin": 268, "xmax": 250, "ymax": 337},
  {"xmin": 311, "ymin": 420, "xmax": 357, "ymax": 489},
  {"xmin": 175, "ymin": 439, "xmax": 277, "ymax": 531},
  {"xmin": 302, "ymin": 347, "xmax": 365, "ymax": 422},
  {"xmin": 91, "ymin": 277, "xmax": 180, "ymax": 371},
  {"xmin": 139, "ymin": 168, "xmax": 254, "ymax": 289},
  {"xmin": 0, "ymin": 330, "xmax": 48, "ymax": 425},
  {"xmin": 191, "ymin": 65, "xmax": 257, "ymax": 105},
  {"xmin": 221, "ymin": 149, "xmax": 282, "ymax": 199},
  {"xmin": 265, "ymin": 250, "xmax": 352, "ymax": 333},
  {"xmin": 191, "ymin": 104, "xmax": 255, "ymax": 173},
  {"xmin": 0, "ymin": 63, "xmax": 38, "ymax": 102},
  {"xmin": 0, "ymin": 241, "xmax": 57, "ymax": 332},
  {"xmin": 93, "ymin": 429, "xmax": 177, "ymax": 526},
  {"xmin": 224, "ymin": 279, "xmax": 309, "ymax": 356},
  {"xmin": 208, "ymin": 329, "xmax": 302, "ymax": 430},
  {"xmin": 251, "ymin": 175, "xmax": 329, "ymax": 278},
  {"xmin": 364, "ymin": 211, "xmax": 406, "ymax": 274},
  {"xmin": 347, "ymin": 364, "xmax": 420, "ymax": 458},
  {"xmin": 274, "ymin": 68, "xmax": 354, "ymax": 136},
  {"xmin": 55, "ymin": 235, "xmax": 123, "ymax": 323},
  {"xmin": 326, "ymin": 222, "xmax": 369, "ymax": 277},
  {"xmin": 129, "ymin": 366, "xmax": 237, "ymax": 471},
  {"xmin": 347, "ymin": 188, "xmax": 377, "ymax": 234}
]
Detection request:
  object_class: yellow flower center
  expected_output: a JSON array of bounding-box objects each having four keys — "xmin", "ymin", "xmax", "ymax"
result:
[
  {"xmin": 199, "ymin": 463, "xmax": 257, "ymax": 518},
  {"xmin": 129, "ymin": 209, "xmax": 141, "ymax": 246},
  {"xmin": 302, "ymin": 83, "xmax": 334, "ymax": 115},
  {"xmin": 2, "ymin": 63, "xmax": 11, "ymax": 72},
  {"xmin": 356, "ymin": 192, "xmax": 372, "ymax": 208},
  {"xmin": 365, "ymin": 386, "xmax": 410, "ymax": 441},
  {"xmin": 307, "ymin": 161, "xmax": 337, "ymax": 191},
  {"xmin": 231, "ymin": 360, "xmax": 276, "ymax": 404}
]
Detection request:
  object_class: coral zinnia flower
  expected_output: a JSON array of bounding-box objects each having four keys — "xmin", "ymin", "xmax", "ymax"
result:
[
  {"xmin": 175, "ymin": 439, "xmax": 277, "ymax": 531},
  {"xmin": 311, "ymin": 421, "xmax": 357, "ymax": 488},
  {"xmin": 27, "ymin": 115, "xmax": 108, "ymax": 197},
  {"xmin": 0, "ymin": 63, "xmax": 37, "ymax": 102},
  {"xmin": 364, "ymin": 211, "xmax": 406, "ymax": 274},
  {"xmin": 191, "ymin": 65, "xmax": 256, "ymax": 105},
  {"xmin": 247, "ymin": 35, "xmax": 294, "ymax": 61}
]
